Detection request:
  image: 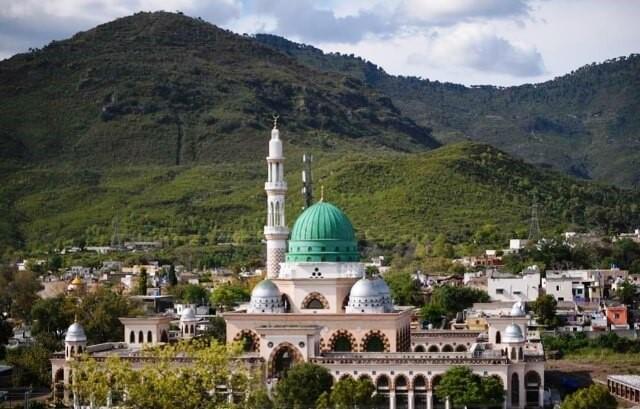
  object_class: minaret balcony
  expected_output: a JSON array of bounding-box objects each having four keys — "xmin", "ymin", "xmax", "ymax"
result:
[
  {"xmin": 265, "ymin": 181, "xmax": 287, "ymax": 190},
  {"xmin": 264, "ymin": 225, "xmax": 289, "ymax": 236}
]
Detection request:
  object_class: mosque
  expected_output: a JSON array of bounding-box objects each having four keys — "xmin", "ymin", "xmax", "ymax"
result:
[{"xmin": 51, "ymin": 123, "xmax": 545, "ymax": 409}]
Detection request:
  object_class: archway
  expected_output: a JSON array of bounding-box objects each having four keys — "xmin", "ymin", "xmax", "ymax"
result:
[
  {"xmin": 441, "ymin": 344, "xmax": 453, "ymax": 353},
  {"xmin": 395, "ymin": 375, "xmax": 409, "ymax": 409},
  {"xmin": 329, "ymin": 330, "xmax": 356, "ymax": 352},
  {"xmin": 53, "ymin": 368, "xmax": 65, "ymax": 402},
  {"xmin": 428, "ymin": 345, "xmax": 439, "ymax": 352},
  {"xmin": 525, "ymin": 371, "xmax": 541, "ymax": 407},
  {"xmin": 138, "ymin": 330, "xmax": 143, "ymax": 343},
  {"xmin": 361, "ymin": 330, "xmax": 390, "ymax": 352},
  {"xmin": 269, "ymin": 343, "xmax": 302, "ymax": 378},
  {"xmin": 302, "ymin": 292, "xmax": 330, "ymax": 309},
  {"xmin": 511, "ymin": 373, "xmax": 520, "ymax": 408},
  {"xmin": 414, "ymin": 345, "xmax": 426, "ymax": 352},
  {"xmin": 413, "ymin": 375, "xmax": 427, "ymax": 409},
  {"xmin": 431, "ymin": 375, "xmax": 445, "ymax": 407},
  {"xmin": 160, "ymin": 329, "xmax": 168, "ymax": 343},
  {"xmin": 455, "ymin": 344, "xmax": 467, "ymax": 352},
  {"xmin": 147, "ymin": 330, "xmax": 153, "ymax": 343},
  {"xmin": 496, "ymin": 330, "xmax": 501, "ymax": 344},
  {"xmin": 375, "ymin": 374, "xmax": 391, "ymax": 399},
  {"xmin": 130, "ymin": 331, "xmax": 135, "ymax": 343},
  {"xmin": 233, "ymin": 330, "xmax": 260, "ymax": 353}
]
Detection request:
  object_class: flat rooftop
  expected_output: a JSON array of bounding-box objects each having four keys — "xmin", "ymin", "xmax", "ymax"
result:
[{"xmin": 609, "ymin": 375, "xmax": 640, "ymax": 388}]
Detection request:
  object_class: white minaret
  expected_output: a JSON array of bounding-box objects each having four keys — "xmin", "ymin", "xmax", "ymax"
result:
[{"xmin": 264, "ymin": 116, "xmax": 289, "ymax": 278}]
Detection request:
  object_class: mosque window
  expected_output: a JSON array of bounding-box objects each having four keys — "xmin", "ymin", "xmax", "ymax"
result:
[
  {"xmin": 306, "ymin": 257, "xmax": 312, "ymax": 262},
  {"xmin": 138, "ymin": 331, "xmax": 143, "ymax": 343},
  {"xmin": 306, "ymin": 299, "xmax": 324, "ymax": 309},
  {"xmin": 147, "ymin": 331, "xmax": 153, "ymax": 343},
  {"xmin": 130, "ymin": 331, "xmax": 135, "ymax": 343}
]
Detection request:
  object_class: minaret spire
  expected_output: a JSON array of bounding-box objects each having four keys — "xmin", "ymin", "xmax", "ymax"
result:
[{"xmin": 264, "ymin": 115, "xmax": 289, "ymax": 278}]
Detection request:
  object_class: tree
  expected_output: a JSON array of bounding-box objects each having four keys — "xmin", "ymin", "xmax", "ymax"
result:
[
  {"xmin": 171, "ymin": 284, "xmax": 209, "ymax": 304},
  {"xmin": 430, "ymin": 285, "xmax": 490, "ymax": 318},
  {"xmin": 435, "ymin": 366, "xmax": 504, "ymax": 407},
  {"xmin": 616, "ymin": 280, "xmax": 636, "ymax": 306},
  {"xmin": 384, "ymin": 271, "xmax": 422, "ymax": 306},
  {"xmin": 72, "ymin": 340, "xmax": 249, "ymax": 409},
  {"xmin": 560, "ymin": 384, "xmax": 616, "ymax": 409},
  {"xmin": 0, "ymin": 315, "xmax": 12, "ymax": 359},
  {"xmin": 420, "ymin": 303, "xmax": 446, "ymax": 327},
  {"xmin": 274, "ymin": 363, "xmax": 333, "ymax": 409},
  {"xmin": 245, "ymin": 387, "xmax": 274, "ymax": 409},
  {"xmin": 137, "ymin": 267, "xmax": 148, "ymax": 296},
  {"xmin": 204, "ymin": 316, "xmax": 226, "ymax": 343},
  {"xmin": 8, "ymin": 270, "xmax": 42, "ymax": 320},
  {"xmin": 30, "ymin": 296, "xmax": 76, "ymax": 351},
  {"xmin": 327, "ymin": 377, "xmax": 377, "ymax": 409},
  {"xmin": 210, "ymin": 283, "xmax": 250, "ymax": 310},
  {"xmin": 167, "ymin": 264, "xmax": 178, "ymax": 286},
  {"xmin": 5, "ymin": 344, "xmax": 51, "ymax": 387},
  {"xmin": 532, "ymin": 294, "xmax": 559, "ymax": 327},
  {"xmin": 79, "ymin": 287, "xmax": 142, "ymax": 344}
]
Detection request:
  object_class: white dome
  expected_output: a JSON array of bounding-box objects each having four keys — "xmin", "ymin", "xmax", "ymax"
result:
[
  {"xmin": 372, "ymin": 277, "xmax": 394, "ymax": 312},
  {"xmin": 510, "ymin": 301, "xmax": 526, "ymax": 317},
  {"xmin": 65, "ymin": 322, "xmax": 87, "ymax": 343},
  {"xmin": 248, "ymin": 279, "xmax": 284, "ymax": 313},
  {"xmin": 181, "ymin": 307, "xmax": 196, "ymax": 321},
  {"xmin": 350, "ymin": 278, "xmax": 379, "ymax": 298},
  {"xmin": 251, "ymin": 280, "xmax": 281, "ymax": 298},
  {"xmin": 346, "ymin": 278, "xmax": 385, "ymax": 313},
  {"xmin": 502, "ymin": 324, "xmax": 525, "ymax": 343}
]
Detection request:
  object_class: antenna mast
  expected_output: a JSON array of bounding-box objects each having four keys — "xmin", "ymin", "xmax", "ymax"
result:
[{"xmin": 302, "ymin": 153, "xmax": 313, "ymax": 208}]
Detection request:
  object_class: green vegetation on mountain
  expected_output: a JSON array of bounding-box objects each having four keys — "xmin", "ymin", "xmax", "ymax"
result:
[
  {"xmin": 255, "ymin": 34, "xmax": 640, "ymax": 187},
  {"xmin": 1, "ymin": 12, "xmax": 640, "ymax": 254}
]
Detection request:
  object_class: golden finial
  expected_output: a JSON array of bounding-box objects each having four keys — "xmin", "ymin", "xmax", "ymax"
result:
[
  {"xmin": 272, "ymin": 114, "xmax": 279, "ymax": 129},
  {"xmin": 320, "ymin": 185, "xmax": 324, "ymax": 202}
]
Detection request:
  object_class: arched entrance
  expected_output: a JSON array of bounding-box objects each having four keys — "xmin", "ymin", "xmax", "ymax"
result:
[
  {"xmin": 329, "ymin": 330, "xmax": 356, "ymax": 352},
  {"xmin": 361, "ymin": 330, "xmax": 390, "ymax": 352},
  {"xmin": 395, "ymin": 375, "xmax": 409, "ymax": 409},
  {"xmin": 160, "ymin": 329, "xmax": 168, "ymax": 343},
  {"xmin": 269, "ymin": 343, "xmax": 302, "ymax": 378},
  {"xmin": 414, "ymin": 345, "xmax": 426, "ymax": 352},
  {"xmin": 413, "ymin": 375, "xmax": 427, "ymax": 409},
  {"xmin": 496, "ymin": 330, "xmax": 501, "ymax": 344},
  {"xmin": 375, "ymin": 375, "xmax": 391, "ymax": 401},
  {"xmin": 511, "ymin": 373, "xmax": 520, "ymax": 407},
  {"xmin": 233, "ymin": 330, "xmax": 260, "ymax": 353},
  {"xmin": 302, "ymin": 292, "xmax": 329, "ymax": 309},
  {"xmin": 431, "ymin": 375, "xmax": 445, "ymax": 408},
  {"xmin": 525, "ymin": 371, "xmax": 541, "ymax": 407}
]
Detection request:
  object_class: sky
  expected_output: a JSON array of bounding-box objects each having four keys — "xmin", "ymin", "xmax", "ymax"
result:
[{"xmin": 0, "ymin": 0, "xmax": 638, "ymax": 86}]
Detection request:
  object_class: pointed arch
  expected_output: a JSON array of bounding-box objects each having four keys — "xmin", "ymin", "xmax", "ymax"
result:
[
  {"xmin": 233, "ymin": 329, "xmax": 260, "ymax": 353},
  {"xmin": 268, "ymin": 342, "xmax": 302, "ymax": 378},
  {"xmin": 360, "ymin": 330, "xmax": 390, "ymax": 352},
  {"xmin": 328, "ymin": 330, "xmax": 357, "ymax": 352},
  {"xmin": 130, "ymin": 331, "xmax": 135, "ymax": 344},
  {"xmin": 301, "ymin": 292, "xmax": 330, "ymax": 309}
]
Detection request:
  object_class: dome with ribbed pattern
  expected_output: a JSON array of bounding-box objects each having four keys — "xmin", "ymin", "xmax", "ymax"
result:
[{"xmin": 286, "ymin": 202, "xmax": 359, "ymax": 262}]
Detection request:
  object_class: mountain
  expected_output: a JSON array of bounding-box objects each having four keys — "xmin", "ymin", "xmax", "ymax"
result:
[
  {"xmin": 0, "ymin": 12, "xmax": 438, "ymax": 172},
  {"xmin": 1, "ymin": 12, "xmax": 639, "ymax": 253},
  {"xmin": 254, "ymin": 34, "xmax": 640, "ymax": 187}
]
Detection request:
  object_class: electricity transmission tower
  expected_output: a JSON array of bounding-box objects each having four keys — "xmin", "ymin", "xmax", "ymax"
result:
[{"xmin": 528, "ymin": 202, "xmax": 542, "ymax": 241}]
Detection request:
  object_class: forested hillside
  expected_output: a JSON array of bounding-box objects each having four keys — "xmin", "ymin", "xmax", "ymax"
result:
[{"xmin": 255, "ymin": 34, "xmax": 640, "ymax": 187}]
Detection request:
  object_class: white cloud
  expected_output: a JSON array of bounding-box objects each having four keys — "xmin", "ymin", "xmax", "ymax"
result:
[
  {"xmin": 398, "ymin": 0, "xmax": 532, "ymax": 25},
  {"xmin": 415, "ymin": 24, "xmax": 545, "ymax": 77}
]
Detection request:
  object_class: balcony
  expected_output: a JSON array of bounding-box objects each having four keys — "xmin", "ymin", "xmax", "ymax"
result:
[{"xmin": 264, "ymin": 181, "xmax": 287, "ymax": 190}]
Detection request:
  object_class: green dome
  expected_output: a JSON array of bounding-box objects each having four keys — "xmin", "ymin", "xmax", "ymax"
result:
[{"xmin": 287, "ymin": 202, "xmax": 359, "ymax": 262}]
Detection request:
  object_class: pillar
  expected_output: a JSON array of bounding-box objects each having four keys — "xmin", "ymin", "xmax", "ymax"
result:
[
  {"xmin": 389, "ymin": 390, "xmax": 396, "ymax": 409},
  {"xmin": 445, "ymin": 396, "xmax": 451, "ymax": 409},
  {"xmin": 408, "ymin": 390, "xmax": 414, "ymax": 409},
  {"xmin": 539, "ymin": 386, "xmax": 544, "ymax": 408},
  {"xmin": 426, "ymin": 391, "xmax": 433, "ymax": 409}
]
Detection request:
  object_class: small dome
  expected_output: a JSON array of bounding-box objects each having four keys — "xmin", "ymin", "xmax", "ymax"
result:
[
  {"xmin": 65, "ymin": 322, "xmax": 87, "ymax": 343},
  {"xmin": 372, "ymin": 277, "xmax": 393, "ymax": 312},
  {"xmin": 502, "ymin": 324, "xmax": 525, "ymax": 343},
  {"xmin": 350, "ymin": 278, "xmax": 379, "ymax": 298},
  {"xmin": 181, "ymin": 307, "xmax": 196, "ymax": 321},
  {"xmin": 346, "ymin": 278, "xmax": 385, "ymax": 313},
  {"xmin": 511, "ymin": 301, "xmax": 526, "ymax": 317},
  {"xmin": 248, "ymin": 280, "xmax": 284, "ymax": 314},
  {"xmin": 71, "ymin": 276, "xmax": 82, "ymax": 285},
  {"xmin": 251, "ymin": 280, "xmax": 281, "ymax": 298}
]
